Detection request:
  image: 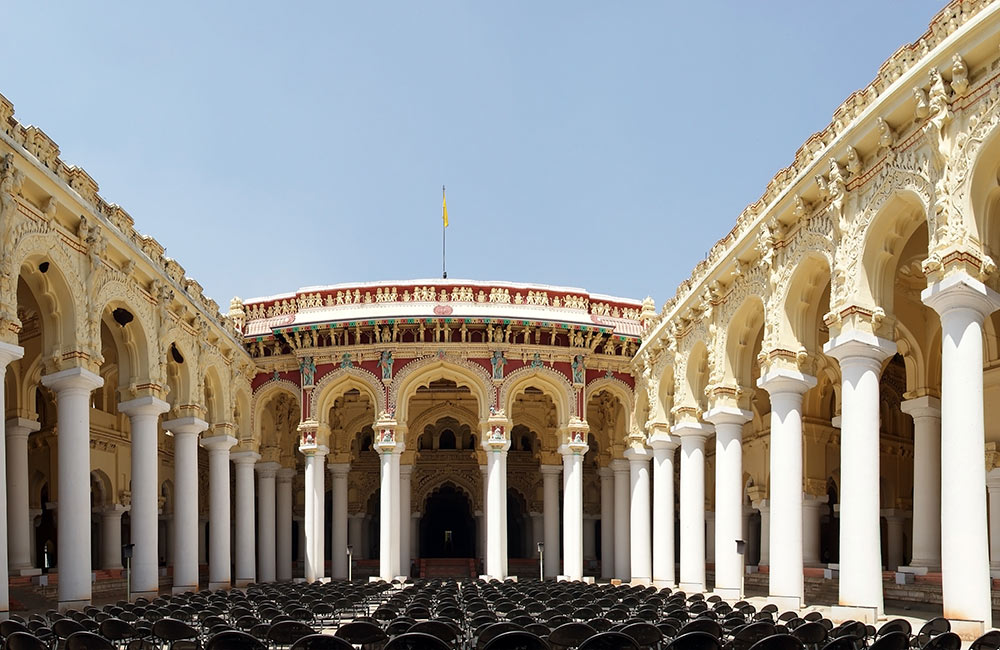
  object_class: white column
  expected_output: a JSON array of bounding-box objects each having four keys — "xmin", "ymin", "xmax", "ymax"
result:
[
  {"xmin": 410, "ymin": 512, "xmax": 420, "ymax": 561},
  {"xmin": 231, "ymin": 450, "xmax": 259, "ymax": 586},
  {"xmin": 41, "ymin": 365, "xmax": 101, "ymax": 610},
  {"xmin": 377, "ymin": 445, "xmax": 400, "ymax": 580},
  {"xmin": 674, "ymin": 421, "xmax": 712, "ymax": 593},
  {"xmin": 329, "ymin": 463, "xmax": 350, "ymax": 579},
  {"xmin": 923, "ymin": 273, "xmax": 998, "ymax": 627},
  {"xmin": 705, "ymin": 407, "xmax": 751, "ymax": 599},
  {"xmin": 256, "ymin": 462, "xmax": 279, "ymax": 583},
  {"xmin": 561, "ymin": 442, "xmax": 586, "ymax": 580},
  {"xmin": 757, "ymin": 369, "xmax": 815, "ymax": 609},
  {"xmin": 611, "ymin": 458, "xmax": 630, "ymax": 580},
  {"xmin": 162, "ymin": 417, "xmax": 206, "ymax": 593},
  {"xmin": 6, "ymin": 417, "xmax": 39, "ymax": 573},
  {"xmin": 198, "ymin": 518, "xmax": 208, "ymax": 566},
  {"xmin": 119, "ymin": 396, "xmax": 170, "ymax": 600},
  {"xmin": 541, "ymin": 465, "xmax": 561, "ymax": 578},
  {"xmin": 881, "ymin": 509, "xmax": 907, "ymax": 571},
  {"xmin": 625, "ymin": 447, "xmax": 651, "ymax": 584},
  {"xmin": 200, "ymin": 433, "xmax": 236, "ymax": 590},
  {"xmin": 0, "ymin": 345, "xmax": 22, "ymax": 615},
  {"xmin": 583, "ymin": 516, "xmax": 597, "ymax": 560},
  {"xmin": 900, "ymin": 397, "xmax": 941, "ymax": 572},
  {"xmin": 651, "ymin": 438, "xmax": 677, "ymax": 587},
  {"xmin": 296, "ymin": 517, "xmax": 306, "ymax": 565},
  {"xmin": 100, "ymin": 505, "xmax": 126, "ymax": 569},
  {"xmin": 755, "ymin": 501, "xmax": 770, "ymax": 566},
  {"xmin": 484, "ymin": 441, "xmax": 510, "ymax": 579},
  {"xmin": 530, "ymin": 512, "xmax": 543, "ymax": 560},
  {"xmin": 802, "ymin": 494, "xmax": 828, "ymax": 567},
  {"xmin": 302, "ymin": 445, "xmax": 328, "ymax": 582},
  {"xmin": 990, "ymin": 472, "xmax": 1000, "ymax": 576},
  {"xmin": 825, "ymin": 331, "xmax": 893, "ymax": 617},
  {"xmin": 398, "ymin": 464, "xmax": 413, "ymax": 578},
  {"xmin": 348, "ymin": 513, "xmax": 364, "ymax": 569},
  {"xmin": 276, "ymin": 468, "xmax": 295, "ymax": 581},
  {"xmin": 705, "ymin": 512, "xmax": 715, "ymax": 563},
  {"xmin": 598, "ymin": 468, "xmax": 614, "ymax": 578}
]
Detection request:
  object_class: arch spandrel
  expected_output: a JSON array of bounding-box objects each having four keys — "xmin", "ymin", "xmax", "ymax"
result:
[
  {"xmin": 500, "ymin": 365, "xmax": 575, "ymax": 428},
  {"xmin": 312, "ymin": 365, "xmax": 385, "ymax": 423}
]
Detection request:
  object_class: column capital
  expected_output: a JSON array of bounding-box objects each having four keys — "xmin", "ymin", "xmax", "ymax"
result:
[
  {"xmin": 0, "ymin": 341, "xmax": 23, "ymax": 368},
  {"xmin": 298, "ymin": 443, "xmax": 329, "ymax": 458},
  {"xmin": 99, "ymin": 504, "xmax": 128, "ymax": 517},
  {"xmin": 118, "ymin": 396, "xmax": 170, "ymax": 418},
  {"xmin": 255, "ymin": 461, "xmax": 281, "ymax": 478},
  {"xmin": 200, "ymin": 434, "xmax": 237, "ymax": 452},
  {"xmin": 276, "ymin": 467, "xmax": 296, "ymax": 482},
  {"xmin": 609, "ymin": 458, "xmax": 629, "ymax": 473},
  {"xmin": 231, "ymin": 450, "xmax": 261, "ymax": 465},
  {"xmin": 900, "ymin": 396, "xmax": 941, "ymax": 419},
  {"xmin": 539, "ymin": 464, "xmax": 562, "ymax": 476},
  {"xmin": 328, "ymin": 462, "xmax": 351, "ymax": 477},
  {"xmin": 40, "ymin": 366, "xmax": 103, "ymax": 393},
  {"xmin": 922, "ymin": 270, "xmax": 1000, "ymax": 319},
  {"xmin": 670, "ymin": 421, "xmax": 714, "ymax": 439},
  {"xmin": 162, "ymin": 417, "xmax": 209, "ymax": 436},
  {"xmin": 624, "ymin": 446, "xmax": 650, "ymax": 462},
  {"xmin": 704, "ymin": 406, "xmax": 753, "ymax": 428},
  {"xmin": 5, "ymin": 417, "xmax": 40, "ymax": 437},
  {"xmin": 824, "ymin": 329, "xmax": 896, "ymax": 366},
  {"xmin": 757, "ymin": 368, "xmax": 816, "ymax": 396},
  {"xmin": 598, "ymin": 466, "xmax": 614, "ymax": 478}
]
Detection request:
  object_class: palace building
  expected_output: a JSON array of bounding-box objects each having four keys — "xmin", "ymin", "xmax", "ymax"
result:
[{"xmin": 2, "ymin": 0, "xmax": 1000, "ymax": 635}]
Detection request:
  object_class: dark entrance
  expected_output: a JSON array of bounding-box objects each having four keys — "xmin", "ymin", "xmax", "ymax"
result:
[{"xmin": 420, "ymin": 484, "xmax": 475, "ymax": 557}]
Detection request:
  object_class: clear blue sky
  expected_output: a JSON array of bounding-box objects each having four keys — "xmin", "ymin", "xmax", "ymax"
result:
[{"xmin": 1, "ymin": 2, "xmax": 945, "ymax": 306}]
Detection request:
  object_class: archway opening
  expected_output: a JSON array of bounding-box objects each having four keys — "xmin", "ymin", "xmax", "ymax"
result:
[{"xmin": 420, "ymin": 484, "xmax": 475, "ymax": 558}]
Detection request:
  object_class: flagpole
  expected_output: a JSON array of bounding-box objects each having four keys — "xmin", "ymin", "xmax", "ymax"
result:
[{"xmin": 442, "ymin": 185, "xmax": 447, "ymax": 279}]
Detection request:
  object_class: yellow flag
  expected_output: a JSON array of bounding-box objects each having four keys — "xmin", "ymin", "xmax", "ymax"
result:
[{"xmin": 442, "ymin": 189, "xmax": 449, "ymax": 228}]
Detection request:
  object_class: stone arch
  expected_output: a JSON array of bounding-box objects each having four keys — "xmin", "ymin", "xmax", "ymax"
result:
[
  {"xmin": 13, "ymin": 240, "xmax": 82, "ymax": 358},
  {"xmin": 90, "ymin": 469, "xmax": 113, "ymax": 508},
  {"xmin": 392, "ymin": 357, "xmax": 493, "ymax": 423},
  {"xmin": 678, "ymin": 340, "xmax": 709, "ymax": 414},
  {"xmin": 94, "ymin": 281, "xmax": 157, "ymax": 390},
  {"xmin": 233, "ymin": 386, "xmax": 252, "ymax": 442},
  {"xmin": 408, "ymin": 402, "xmax": 480, "ymax": 443},
  {"xmin": 203, "ymin": 364, "xmax": 227, "ymax": 425},
  {"xmin": 164, "ymin": 338, "xmax": 196, "ymax": 412},
  {"xmin": 584, "ymin": 376, "xmax": 634, "ymax": 427},
  {"xmin": 312, "ymin": 366, "xmax": 385, "ymax": 425},
  {"xmin": 252, "ymin": 379, "xmax": 302, "ymax": 442},
  {"xmin": 500, "ymin": 365, "xmax": 575, "ymax": 427},
  {"xmin": 723, "ymin": 294, "xmax": 766, "ymax": 389},
  {"xmin": 416, "ymin": 477, "xmax": 479, "ymax": 514},
  {"xmin": 775, "ymin": 252, "xmax": 831, "ymax": 356},
  {"xmin": 858, "ymin": 191, "xmax": 928, "ymax": 316},
  {"xmin": 956, "ymin": 91, "xmax": 1000, "ymax": 262}
]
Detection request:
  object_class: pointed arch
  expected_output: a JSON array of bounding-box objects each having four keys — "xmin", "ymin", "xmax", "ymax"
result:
[
  {"xmin": 392, "ymin": 356, "xmax": 493, "ymax": 423},
  {"xmin": 500, "ymin": 365, "xmax": 575, "ymax": 427},
  {"xmin": 312, "ymin": 366, "xmax": 385, "ymax": 424}
]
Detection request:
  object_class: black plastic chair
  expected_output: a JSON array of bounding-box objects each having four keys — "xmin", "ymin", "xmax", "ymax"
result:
[
  {"xmin": 816, "ymin": 638, "xmax": 858, "ymax": 650},
  {"xmin": 920, "ymin": 633, "xmax": 961, "ymax": 650},
  {"xmin": 6, "ymin": 632, "xmax": 50, "ymax": 650},
  {"xmin": 267, "ymin": 621, "xmax": 316, "ymax": 647},
  {"xmin": 336, "ymin": 621, "xmax": 389, "ymax": 650},
  {"xmin": 618, "ymin": 623, "xmax": 660, "ymax": 650},
  {"xmin": 290, "ymin": 636, "xmax": 355, "ymax": 650},
  {"xmin": 549, "ymin": 623, "xmax": 596, "ymax": 650},
  {"xmin": 408, "ymin": 622, "xmax": 458, "ymax": 647},
  {"xmin": 972, "ymin": 631, "xmax": 1000, "ymax": 650},
  {"xmin": 478, "ymin": 624, "xmax": 527, "ymax": 650},
  {"xmin": 747, "ymin": 636, "xmax": 803, "ymax": 650},
  {"xmin": 867, "ymin": 632, "xmax": 908, "ymax": 650},
  {"xmin": 383, "ymin": 633, "xmax": 451, "ymax": 650},
  {"xmin": 152, "ymin": 619, "xmax": 200, "ymax": 649},
  {"xmin": 206, "ymin": 631, "xmax": 267, "ymax": 650},
  {"xmin": 65, "ymin": 632, "xmax": 116, "ymax": 650},
  {"xmin": 791, "ymin": 622, "xmax": 827, "ymax": 650},
  {"xmin": 482, "ymin": 631, "xmax": 549, "ymax": 650},
  {"xmin": 677, "ymin": 620, "xmax": 722, "ymax": 640},
  {"xmin": 664, "ymin": 632, "xmax": 721, "ymax": 650},
  {"xmin": 577, "ymin": 632, "xmax": 639, "ymax": 650},
  {"xmin": 732, "ymin": 623, "xmax": 778, "ymax": 650}
]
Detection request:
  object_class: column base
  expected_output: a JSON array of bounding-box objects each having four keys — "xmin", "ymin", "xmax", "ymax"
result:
[
  {"xmin": 713, "ymin": 587, "xmax": 741, "ymax": 600},
  {"xmin": 131, "ymin": 590, "xmax": 158, "ymax": 602},
  {"xmin": 58, "ymin": 599, "xmax": 91, "ymax": 613},
  {"xmin": 208, "ymin": 581, "xmax": 231, "ymax": 591},
  {"xmin": 678, "ymin": 581, "xmax": 705, "ymax": 593},
  {"xmin": 767, "ymin": 596, "xmax": 801, "ymax": 611},
  {"xmin": 898, "ymin": 565, "xmax": 934, "ymax": 575},
  {"xmin": 949, "ymin": 620, "xmax": 986, "ymax": 641},
  {"xmin": 830, "ymin": 605, "xmax": 877, "ymax": 625},
  {"xmin": 12, "ymin": 568, "xmax": 41, "ymax": 577},
  {"xmin": 652, "ymin": 579, "xmax": 676, "ymax": 589},
  {"xmin": 172, "ymin": 584, "xmax": 198, "ymax": 595},
  {"xmin": 234, "ymin": 579, "xmax": 254, "ymax": 588}
]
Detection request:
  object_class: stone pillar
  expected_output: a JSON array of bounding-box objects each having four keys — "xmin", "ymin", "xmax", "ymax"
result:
[
  {"xmin": 119, "ymin": 397, "xmax": 170, "ymax": 600},
  {"xmin": 705, "ymin": 406, "xmax": 751, "ymax": 599},
  {"xmin": 541, "ymin": 464, "xmax": 561, "ymax": 578},
  {"xmin": 0, "ymin": 345, "xmax": 22, "ymax": 614},
  {"xmin": 100, "ymin": 505, "xmax": 127, "ymax": 569},
  {"xmin": 599, "ymin": 467, "xmax": 614, "ymax": 579},
  {"xmin": 276, "ymin": 468, "xmax": 295, "ymax": 581},
  {"xmin": 611, "ymin": 458, "xmax": 630, "ymax": 580},
  {"xmin": 651, "ymin": 435, "xmax": 677, "ymax": 587},
  {"xmin": 900, "ymin": 397, "xmax": 941, "ymax": 572},
  {"xmin": 754, "ymin": 501, "xmax": 770, "ymax": 566},
  {"xmin": 200, "ymin": 433, "xmax": 237, "ymax": 590},
  {"xmin": 625, "ymin": 447, "xmax": 651, "ymax": 584},
  {"xmin": 330, "ymin": 463, "xmax": 350, "ymax": 579},
  {"xmin": 483, "ymin": 427, "xmax": 510, "ymax": 580},
  {"xmin": 231, "ymin": 450, "xmax": 259, "ymax": 587},
  {"xmin": 348, "ymin": 513, "xmax": 364, "ymax": 569},
  {"xmin": 375, "ymin": 424, "xmax": 401, "ymax": 581},
  {"xmin": 398, "ymin": 464, "xmax": 413, "ymax": 578},
  {"xmin": 301, "ymin": 444, "xmax": 328, "ymax": 582},
  {"xmin": 296, "ymin": 517, "xmax": 306, "ymax": 565},
  {"xmin": 826, "ymin": 331, "xmax": 894, "ymax": 618},
  {"xmin": 705, "ymin": 512, "xmax": 715, "ymax": 563},
  {"xmin": 6, "ymin": 417, "xmax": 39, "ymax": 573},
  {"xmin": 162, "ymin": 417, "xmax": 207, "ymax": 593},
  {"xmin": 41, "ymin": 365, "xmax": 101, "ymax": 610},
  {"xmin": 674, "ymin": 421, "xmax": 712, "ymax": 593},
  {"xmin": 757, "ymin": 369, "xmax": 815, "ymax": 610},
  {"xmin": 882, "ymin": 509, "xmax": 907, "ymax": 571},
  {"xmin": 923, "ymin": 273, "xmax": 998, "ymax": 628},
  {"xmin": 802, "ymin": 494, "xmax": 828, "ymax": 567},
  {"xmin": 561, "ymin": 430, "xmax": 588, "ymax": 581},
  {"xmin": 256, "ymin": 462, "xmax": 280, "ymax": 583},
  {"xmin": 583, "ymin": 516, "xmax": 597, "ymax": 561},
  {"xmin": 198, "ymin": 518, "xmax": 208, "ymax": 566},
  {"xmin": 411, "ymin": 512, "xmax": 420, "ymax": 562}
]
